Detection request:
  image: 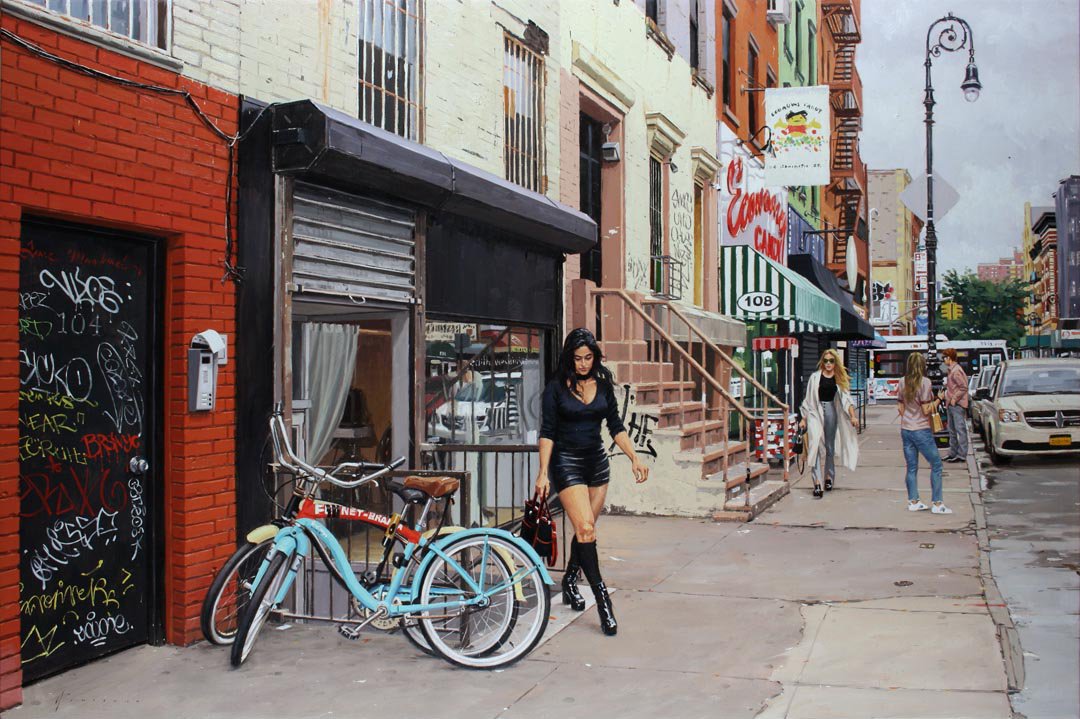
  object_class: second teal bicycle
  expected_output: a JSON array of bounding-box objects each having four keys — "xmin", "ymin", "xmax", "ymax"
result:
[{"xmin": 229, "ymin": 409, "xmax": 554, "ymax": 669}]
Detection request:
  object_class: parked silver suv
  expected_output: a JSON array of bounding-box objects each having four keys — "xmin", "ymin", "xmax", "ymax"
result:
[{"xmin": 977, "ymin": 358, "xmax": 1080, "ymax": 464}]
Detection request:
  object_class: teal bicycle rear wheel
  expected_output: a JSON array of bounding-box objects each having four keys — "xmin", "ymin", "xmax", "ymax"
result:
[{"xmin": 416, "ymin": 534, "xmax": 550, "ymax": 669}]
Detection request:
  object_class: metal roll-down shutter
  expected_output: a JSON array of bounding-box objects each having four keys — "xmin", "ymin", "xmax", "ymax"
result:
[{"xmin": 291, "ymin": 181, "xmax": 416, "ymax": 304}]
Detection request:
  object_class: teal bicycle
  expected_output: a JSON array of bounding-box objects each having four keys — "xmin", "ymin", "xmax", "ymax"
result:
[{"xmin": 230, "ymin": 408, "xmax": 554, "ymax": 669}]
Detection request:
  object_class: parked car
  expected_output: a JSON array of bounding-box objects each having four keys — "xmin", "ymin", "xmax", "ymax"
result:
[
  {"xmin": 978, "ymin": 358, "xmax": 1080, "ymax": 464},
  {"xmin": 431, "ymin": 373, "xmax": 522, "ymax": 441},
  {"xmin": 970, "ymin": 365, "xmax": 999, "ymax": 437}
]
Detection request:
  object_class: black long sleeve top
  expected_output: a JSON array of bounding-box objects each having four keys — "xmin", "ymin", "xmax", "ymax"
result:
[{"xmin": 539, "ymin": 378, "xmax": 627, "ymax": 451}]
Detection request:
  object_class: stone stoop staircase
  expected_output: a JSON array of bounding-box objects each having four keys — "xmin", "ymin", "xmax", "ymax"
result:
[{"xmin": 601, "ymin": 338, "xmax": 784, "ymax": 520}]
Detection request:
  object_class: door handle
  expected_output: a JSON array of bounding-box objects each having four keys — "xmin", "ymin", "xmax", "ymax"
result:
[{"xmin": 129, "ymin": 457, "xmax": 150, "ymax": 475}]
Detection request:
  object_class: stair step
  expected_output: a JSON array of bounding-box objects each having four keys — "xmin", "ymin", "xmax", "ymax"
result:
[
  {"xmin": 704, "ymin": 461, "xmax": 770, "ymax": 490},
  {"xmin": 635, "ymin": 381, "xmax": 697, "ymax": 405},
  {"xmin": 655, "ymin": 418, "xmax": 727, "ymax": 450},
  {"xmin": 674, "ymin": 440, "xmax": 749, "ymax": 465},
  {"xmin": 715, "ymin": 480, "xmax": 790, "ymax": 522},
  {"xmin": 632, "ymin": 403, "xmax": 706, "ymax": 429}
]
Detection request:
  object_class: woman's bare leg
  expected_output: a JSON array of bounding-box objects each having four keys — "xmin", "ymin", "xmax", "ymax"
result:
[
  {"xmin": 559, "ymin": 484, "xmax": 597, "ymax": 542},
  {"xmin": 588, "ymin": 484, "xmax": 608, "ymax": 529}
]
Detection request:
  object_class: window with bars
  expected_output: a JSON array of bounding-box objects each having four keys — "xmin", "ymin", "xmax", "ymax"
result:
[
  {"xmin": 794, "ymin": 2, "xmax": 803, "ymax": 80},
  {"xmin": 649, "ymin": 156, "xmax": 664, "ymax": 293},
  {"xmin": 358, "ymin": 0, "xmax": 423, "ymax": 141},
  {"xmin": 689, "ymin": 0, "xmax": 699, "ymax": 70},
  {"xmin": 27, "ymin": 0, "xmax": 170, "ymax": 49},
  {"xmin": 646, "ymin": 0, "xmax": 659, "ymax": 23},
  {"xmin": 503, "ymin": 34, "xmax": 546, "ymax": 194},
  {"xmin": 748, "ymin": 42, "xmax": 759, "ymax": 138},
  {"xmin": 721, "ymin": 5, "xmax": 734, "ymax": 108}
]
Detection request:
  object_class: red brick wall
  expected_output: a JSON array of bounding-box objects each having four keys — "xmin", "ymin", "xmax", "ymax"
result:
[{"xmin": 1, "ymin": 16, "xmax": 238, "ymax": 709}]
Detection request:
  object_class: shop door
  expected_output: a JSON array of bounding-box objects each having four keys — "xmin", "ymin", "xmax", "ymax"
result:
[{"xmin": 19, "ymin": 219, "xmax": 160, "ymax": 682}]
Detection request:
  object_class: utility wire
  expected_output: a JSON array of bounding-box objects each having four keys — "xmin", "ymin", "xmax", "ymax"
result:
[{"xmin": 0, "ymin": 27, "xmax": 274, "ymax": 284}]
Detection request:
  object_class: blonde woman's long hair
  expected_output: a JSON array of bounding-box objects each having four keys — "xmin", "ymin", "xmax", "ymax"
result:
[
  {"xmin": 817, "ymin": 349, "xmax": 850, "ymax": 392},
  {"xmin": 903, "ymin": 353, "xmax": 927, "ymax": 405}
]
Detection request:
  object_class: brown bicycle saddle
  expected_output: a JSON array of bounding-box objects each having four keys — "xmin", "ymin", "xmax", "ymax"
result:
[{"xmin": 403, "ymin": 475, "xmax": 460, "ymax": 498}]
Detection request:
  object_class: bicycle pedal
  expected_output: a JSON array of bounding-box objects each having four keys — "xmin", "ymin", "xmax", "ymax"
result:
[{"xmin": 337, "ymin": 624, "xmax": 363, "ymax": 641}]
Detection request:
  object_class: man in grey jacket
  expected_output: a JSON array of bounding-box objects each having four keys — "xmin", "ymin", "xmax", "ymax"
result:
[{"xmin": 941, "ymin": 349, "xmax": 970, "ymax": 463}]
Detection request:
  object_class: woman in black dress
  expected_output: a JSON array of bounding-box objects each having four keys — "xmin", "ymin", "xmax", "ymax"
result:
[{"xmin": 534, "ymin": 328, "xmax": 649, "ymax": 635}]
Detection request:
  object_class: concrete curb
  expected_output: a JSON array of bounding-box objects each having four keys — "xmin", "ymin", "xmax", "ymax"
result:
[{"xmin": 966, "ymin": 448, "xmax": 1026, "ymax": 700}]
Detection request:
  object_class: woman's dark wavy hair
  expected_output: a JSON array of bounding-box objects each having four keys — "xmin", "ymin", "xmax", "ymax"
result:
[{"xmin": 557, "ymin": 327, "xmax": 615, "ymax": 396}]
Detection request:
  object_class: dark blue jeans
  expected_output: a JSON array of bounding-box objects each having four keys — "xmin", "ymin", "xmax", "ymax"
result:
[{"xmin": 901, "ymin": 428, "xmax": 943, "ymax": 503}]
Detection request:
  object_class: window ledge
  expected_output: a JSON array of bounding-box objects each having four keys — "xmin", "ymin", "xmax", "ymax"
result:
[
  {"xmin": 2, "ymin": 0, "xmax": 183, "ymax": 73},
  {"xmin": 723, "ymin": 107, "xmax": 740, "ymax": 128},
  {"xmin": 692, "ymin": 70, "xmax": 715, "ymax": 99},
  {"xmin": 783, "ymin": 45, "xmax": 794, "ymax": 63},
  {"xmin": 645, "ymin": 18, "xmax": 676, "ymax": 61}
]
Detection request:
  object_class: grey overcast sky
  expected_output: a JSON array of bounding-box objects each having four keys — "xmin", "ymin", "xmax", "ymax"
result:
[{"xmin": 858, "ymin": 0, "xmax": 1080, "ymax": 274}]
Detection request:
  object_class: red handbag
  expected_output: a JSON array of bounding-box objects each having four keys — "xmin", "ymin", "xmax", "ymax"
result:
[{"xmin": 519, "ymin": 490, "xmax": 557, "ymax": 567}]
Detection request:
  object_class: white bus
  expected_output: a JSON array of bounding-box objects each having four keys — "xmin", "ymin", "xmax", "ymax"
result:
[{"xmin": 870, "ymin": 336, "xmax": 1008, "ymax": 401}]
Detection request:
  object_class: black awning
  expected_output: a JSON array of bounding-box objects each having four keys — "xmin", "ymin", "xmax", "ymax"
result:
[
  {"xmin": 788, "ymin": 254, "xmax": 875, "ymax": 340},
  {"xmin": 270, "ymin": 100, "xmax": 596, "ymax": 254}
]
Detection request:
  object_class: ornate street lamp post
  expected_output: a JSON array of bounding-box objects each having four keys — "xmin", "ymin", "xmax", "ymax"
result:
[{"xmin": 924, "ymin": 13, "xmax": 981, "ymax": 381}]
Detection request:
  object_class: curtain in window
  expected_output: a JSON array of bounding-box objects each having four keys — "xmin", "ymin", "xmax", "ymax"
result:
[{"xmin": 304, "ymin": 323, "xmax": 360, "ymax": 465}]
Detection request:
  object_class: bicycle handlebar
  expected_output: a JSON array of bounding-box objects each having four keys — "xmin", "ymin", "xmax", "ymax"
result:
[{"xmin": 268, "ymin": 409, "xmax": 406, "ymax": 490}]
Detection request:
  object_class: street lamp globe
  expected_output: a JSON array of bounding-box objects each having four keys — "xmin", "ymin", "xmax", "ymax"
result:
[{"xmin": 961, "ymin": 62, "xmax": 982, "ymax": 102}]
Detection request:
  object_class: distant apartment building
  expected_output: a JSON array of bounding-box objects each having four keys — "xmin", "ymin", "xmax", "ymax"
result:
[
  {"xmin": 977, "ymin": 249, "xmax": 1024, "ymax": 283},
  {"xmin": 868, "ymin": 169, "xmax": 922, "ymax": 335}
]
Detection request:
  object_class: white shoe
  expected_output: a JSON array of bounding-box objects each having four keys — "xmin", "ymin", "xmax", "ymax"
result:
[
  {"xmin": 908, "ymin": 501, "xmax": 929, "ymax": 512},
  {"xmin": 931, "ymin": 503, "xmax": 953, "ymax": 515}
]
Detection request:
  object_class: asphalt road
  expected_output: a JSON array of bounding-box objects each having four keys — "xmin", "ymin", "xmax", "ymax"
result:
[{"xmin": 976, "ymin": 435, "xmax": 1080, "ymax": 719}]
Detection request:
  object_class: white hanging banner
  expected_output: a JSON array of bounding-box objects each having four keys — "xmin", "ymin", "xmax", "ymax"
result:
[{"xmin": 765, "ymin": 85, "xmax": 831, "ymax": 187}]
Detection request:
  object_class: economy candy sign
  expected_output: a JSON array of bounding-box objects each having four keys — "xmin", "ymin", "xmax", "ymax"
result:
[
  {"xmin": 724, "ymin": 153, "xmax": 788, "ymax": 265},
  {"xmin": 764, "ymin": 85, "xmax": 831, "ymax": 187}
]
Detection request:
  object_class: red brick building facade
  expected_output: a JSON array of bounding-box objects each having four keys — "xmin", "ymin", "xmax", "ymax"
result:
[
  {"xmin": 1, "ymin": 15, "xmax": 238, "ymax": 708},
  {"xmin": 977, "ymin": 249, "xmax": 1024, "ymax": 283}
]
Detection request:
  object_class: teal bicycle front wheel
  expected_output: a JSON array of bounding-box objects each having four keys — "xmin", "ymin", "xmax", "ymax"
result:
[
  {"xmin": 416, "ymin": 534, "xmax": 550, "ymax": 669},
  {"xmin": 230, "ymin": 550, "xmax": 291, "ymax": 667}
]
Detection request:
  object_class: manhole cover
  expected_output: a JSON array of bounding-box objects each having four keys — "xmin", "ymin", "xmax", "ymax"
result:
[{"xmin": 894, "ymin": 580, "xmax": 914, "ymax": 587}]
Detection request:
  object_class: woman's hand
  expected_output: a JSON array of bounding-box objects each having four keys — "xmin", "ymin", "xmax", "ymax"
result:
[
  {"xmin": 849, "ymin": 413, "xmax": 859, "ymax": 430},
  {"xmin": 799, "ymin": 418, "xmax": 807, "ymax": 430},
  {"xmin": 534, "ymin": 471, "xmax": 550, "ymax": 498},
  {"xmin": 631, "ymin": 456, "xmax": 649, "ymax": 484}
]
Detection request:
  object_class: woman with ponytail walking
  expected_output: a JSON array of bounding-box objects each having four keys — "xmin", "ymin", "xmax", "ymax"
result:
[
  {"xmin": 535, "ymin": 328, "xmax": 649, "ymax": 635},
  {"xmin": 799, "ymin": 349, "xmax": 860, "ymax": 498}
]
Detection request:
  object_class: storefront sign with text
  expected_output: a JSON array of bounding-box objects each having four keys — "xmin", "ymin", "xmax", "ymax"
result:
[{"xmin": 724, "ymin": 155, "xmax": 788, "ymax": 264}]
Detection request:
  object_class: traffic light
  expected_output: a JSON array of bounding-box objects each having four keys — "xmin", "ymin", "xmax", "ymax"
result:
[{"xmin": 940, "ymin": 302, "xmax": 963, "ymax": 321}]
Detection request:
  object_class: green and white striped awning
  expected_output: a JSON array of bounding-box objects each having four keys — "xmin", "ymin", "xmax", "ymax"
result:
[{"xmin": 720, "ymin": 246, "xmax": 841, "ymax": 333}]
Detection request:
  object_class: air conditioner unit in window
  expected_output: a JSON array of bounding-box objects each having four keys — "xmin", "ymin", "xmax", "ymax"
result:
[{"xmin": 767, "ymin": 0, "xmax": 792, "ymax": 25}]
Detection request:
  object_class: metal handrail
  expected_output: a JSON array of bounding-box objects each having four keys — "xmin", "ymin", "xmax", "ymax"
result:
[
  {"xmin": 594, "ymin": 289, "xmax": 752, "ymax": 422},
  {"xmin": 594, "ymin": 289, "xmax": 791, "ymax": 482},
  {"xmin": 652, "ymin": 300, "xmax": 790, "ymax": 414}
]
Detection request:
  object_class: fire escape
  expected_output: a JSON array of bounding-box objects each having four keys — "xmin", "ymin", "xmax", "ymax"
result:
[{"xmin": 822, "ymin": 0, "xmax": 863, "ymax": 269}]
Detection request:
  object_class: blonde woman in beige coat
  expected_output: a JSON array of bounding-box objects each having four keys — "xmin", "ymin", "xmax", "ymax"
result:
[{"xmin": 799, "ymin": 349, "xmax": 860, "ymax": 499}]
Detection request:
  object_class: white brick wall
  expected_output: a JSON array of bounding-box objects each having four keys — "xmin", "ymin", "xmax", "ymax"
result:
[
  {"xmin": 563, "ymin": 0, "xmax": 718, "ymax": 305},
  {"xmin": 424, "ymin": 0, "xmax": 563, "ymax": 199},
  {"xmin": 171, "ymin": 0, "xmax": 242, "ymax": 93}
]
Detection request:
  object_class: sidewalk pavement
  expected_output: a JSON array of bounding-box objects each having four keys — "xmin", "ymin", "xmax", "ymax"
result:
[{"xmin": 8, "ymin": 406, "xmax": 1013, "ymax": 719}]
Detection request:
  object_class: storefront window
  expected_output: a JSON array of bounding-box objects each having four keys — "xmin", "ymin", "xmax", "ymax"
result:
[{"xmin": 424, "ymin": 321, "xmax": 549, "ymax": 446}]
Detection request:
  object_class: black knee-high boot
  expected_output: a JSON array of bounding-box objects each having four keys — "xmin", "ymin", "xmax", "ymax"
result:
[
  {"xmin": 575, "ymin": 540, "xmax": 617, "ymax": 636},
  {"xmin": 561, "ymin": 538, "xmax": 586, "ymax": 611}
]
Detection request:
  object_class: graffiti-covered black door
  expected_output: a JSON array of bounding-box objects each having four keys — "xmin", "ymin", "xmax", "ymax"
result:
[{"xmin": 18, "ymin": 218, "xmax": 160, "ymax": 682}]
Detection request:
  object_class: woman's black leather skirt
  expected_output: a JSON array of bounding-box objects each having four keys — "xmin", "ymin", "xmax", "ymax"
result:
[{"xmin": 550, "ymin": 443, "xmax": 611, "ymax": 492}]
